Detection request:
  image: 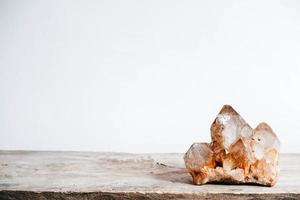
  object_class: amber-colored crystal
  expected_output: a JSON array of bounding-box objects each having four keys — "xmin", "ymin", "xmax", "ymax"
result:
[{"xmin": 184, "ymin": 105, "xmax": 280, "ymax": 186}]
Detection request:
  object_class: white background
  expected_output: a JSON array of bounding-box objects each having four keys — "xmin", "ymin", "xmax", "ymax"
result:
[{"xmin": 1, "ymin": 0, "xmax": 300, "ymax": 153}]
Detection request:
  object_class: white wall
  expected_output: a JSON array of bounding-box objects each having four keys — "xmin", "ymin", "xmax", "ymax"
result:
[{"xmin": 1, "ymin": 0, "xmax": 300, "ymax": 153}]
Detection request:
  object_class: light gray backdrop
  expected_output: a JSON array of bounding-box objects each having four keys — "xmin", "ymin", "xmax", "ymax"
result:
[{"xmin": 1, "ymin": 0, "xmax": 300, "ymax": 153}]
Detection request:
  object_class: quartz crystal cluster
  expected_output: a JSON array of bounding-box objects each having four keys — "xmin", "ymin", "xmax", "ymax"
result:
[{"xmin": 184, "ymin": 105, "xmax": 280, "ymax": 186}]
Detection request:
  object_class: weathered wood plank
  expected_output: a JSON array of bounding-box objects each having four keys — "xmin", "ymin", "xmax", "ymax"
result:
[{"xmin": 0, "ymin": 151, "xmax": 299, "ymax": 199}]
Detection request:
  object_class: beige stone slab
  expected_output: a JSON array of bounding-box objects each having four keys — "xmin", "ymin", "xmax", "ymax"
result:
[{"xmin": 0, "ymin": 151, "xmax": 299, "ymax": 199}]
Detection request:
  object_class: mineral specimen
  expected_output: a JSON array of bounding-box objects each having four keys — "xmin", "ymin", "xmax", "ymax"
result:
[{"xmin": 184, "ymin": 105, "xmax": 280, "ymax": 186}]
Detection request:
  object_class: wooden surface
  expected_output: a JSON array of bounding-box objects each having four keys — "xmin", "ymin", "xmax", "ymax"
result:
[{"xmin": 0, "ymin": 151, "xmax": 299, "ymax": 199}]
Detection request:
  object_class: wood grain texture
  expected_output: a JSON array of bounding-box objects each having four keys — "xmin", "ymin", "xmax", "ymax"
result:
[{"xmin": 0, "ymin": 151, "xmax": 299, "ymax": 199}]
